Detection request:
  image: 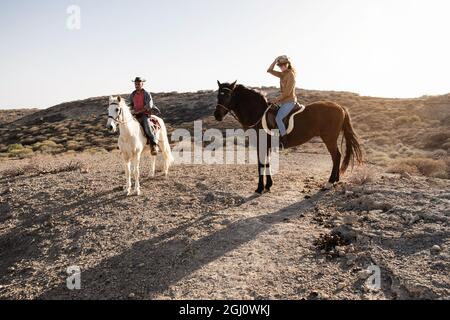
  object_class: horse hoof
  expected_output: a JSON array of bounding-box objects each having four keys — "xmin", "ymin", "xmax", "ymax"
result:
[
  {"xmin": 322, "ymin": 182, "xmax": 333, "ymax": 190},
  {"xmin": 135, "ymin": 190, "xmax": 141, "ymax": 196},
  {"xmin": 264, "ymin": 188, "xmax": 271, "ymax": 193},
  {"xmin": 255, "ymin": 189, "xmax": 264, "ymax": 195}
]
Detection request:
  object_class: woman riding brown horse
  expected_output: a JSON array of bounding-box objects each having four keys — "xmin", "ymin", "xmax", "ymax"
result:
[{"xmin": 214, "ymin": 81, "xmax": 363, "ymax": 194}]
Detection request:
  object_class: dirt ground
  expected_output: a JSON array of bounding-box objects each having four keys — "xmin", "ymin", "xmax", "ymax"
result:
[{"xmin": 0, "ymin": 148, "xmax": 448, "ymax": 300}]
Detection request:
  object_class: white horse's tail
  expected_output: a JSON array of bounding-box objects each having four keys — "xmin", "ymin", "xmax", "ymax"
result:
[
  {"xmin": 154, "ymin": 116, "xmax": 174, "ymax": 175},
  {"xmin": 161, "ymin": 124, "xmax": 174, "ymax": 165}
]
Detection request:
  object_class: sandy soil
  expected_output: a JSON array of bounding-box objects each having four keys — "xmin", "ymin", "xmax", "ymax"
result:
[{"xmin": 0, "ymin": 149, "xmax": 448, "ymax": 300}]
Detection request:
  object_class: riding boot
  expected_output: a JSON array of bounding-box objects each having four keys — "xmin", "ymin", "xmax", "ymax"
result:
[{"xmin": 142, "ymin": 116, "xmax": 158, "ymax": 155}]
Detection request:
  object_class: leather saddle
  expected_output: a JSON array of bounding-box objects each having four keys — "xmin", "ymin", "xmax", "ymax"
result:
[{"xmin": 265, "ymin": 102, "xmax": 305, "ymax": 130}]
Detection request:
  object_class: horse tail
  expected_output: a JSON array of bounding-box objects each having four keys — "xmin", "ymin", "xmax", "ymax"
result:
[
  {"xmin": 340, "ymin": 107, "xmax": 363, "ymax": 175},
  {"xmin": 160, "ymin": 121, "xmax": 174, "ymax": 167}
]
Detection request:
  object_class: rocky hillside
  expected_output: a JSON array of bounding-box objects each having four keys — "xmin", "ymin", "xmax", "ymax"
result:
[{"xmin": 0, "ymin": 88, "xmax": 449, "ymax": 179}]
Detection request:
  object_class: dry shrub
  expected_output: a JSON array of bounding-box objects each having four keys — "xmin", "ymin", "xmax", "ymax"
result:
[
  {"xmin": 389, "ymin": 151, "xmax": 400, "ymax": 159},
  {"xmin": 1, "ymin": 158, "xmax": 85, "ymax": 178},
  {"xmin": 85, "ymin": 147, "xmax": 108, "ymax": 154},
  {"xmin": 424, "ymin": 132, "xmax": 450, "ymax": 149},
  {"xmin": 370, "ymin": 151, "xmax": 390, "ymax": 166},
  {"xmin": 348, "ymin": 166, "xmax": 377, "ymax": 185},
  {"xmin": 355, "ymin": 123, "xmax": 370, "ymax": 132},
  {"xmin": 372, "ymin": 136, "xmax": 392, "ymax": 146},
  {"xmin": 394, "ymin": 115, "xmax": 421, "ymax": 126},
  {"xmin": 66, "ymin": 140, "xmax": 83, "ymax": 151},
  {"xmin": 1, "ymin": 166, "xmax": 26, "ymax": 177},
  {"xmin": 387, "ymin": 157, "xmax": 448, "ymax": 179},
  {"xmin": 7, "ymin": 144, "xmax": 25, "ymax": 152},
  {"xmin": 31, "ymin": 140, "xmax": 64, "ymax": 153},
  {"xmin": 5, "ymin": 144, "xmax": 34, "ymax": 158},
  {"xmin": 432, "ymin": 149, "xmax": 448, "ymax": 159},
  {"xmin": 51, "ymin": 160, "xmax": 85, "ymax": 174}
]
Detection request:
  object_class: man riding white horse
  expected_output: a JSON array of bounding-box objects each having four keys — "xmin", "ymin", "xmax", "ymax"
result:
[{"xmin": 129, "ymin": 77, "xmax": 158, "ymax": 155}]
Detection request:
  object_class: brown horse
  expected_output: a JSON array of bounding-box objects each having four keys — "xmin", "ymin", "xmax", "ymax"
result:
[{"xmin": 214, "ymin": 81, "xmax": 363, "ymax": 194}]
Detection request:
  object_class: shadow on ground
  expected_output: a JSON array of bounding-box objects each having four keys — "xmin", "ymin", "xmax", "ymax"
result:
[{"xmin": 36, "ymin": 191, "xmax": 328, "ymax": 299}]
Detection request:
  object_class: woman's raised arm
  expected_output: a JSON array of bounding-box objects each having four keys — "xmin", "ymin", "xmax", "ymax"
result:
[{"xmin": 267, "ymin": 57, "xmax": 282, "ymax": 78}]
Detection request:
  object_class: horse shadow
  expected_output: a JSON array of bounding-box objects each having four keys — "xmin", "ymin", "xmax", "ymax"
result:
[{"xmin": 36, "ymin": 191, "xmax": 329, "ymax": 299}]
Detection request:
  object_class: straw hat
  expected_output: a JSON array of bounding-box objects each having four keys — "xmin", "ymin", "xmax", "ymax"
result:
[{"xmin": 276, "ymin": 55, "xmax": 291, "ymax": 65}]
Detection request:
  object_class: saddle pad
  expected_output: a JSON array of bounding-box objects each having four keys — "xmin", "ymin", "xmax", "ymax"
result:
[
  {"xmin": 149, "ymin": 117, "xmax": 161, "ymax": 131},
  {"xmin": 262, "ymin": 103, "xmax": 306, "ymax": 136}
]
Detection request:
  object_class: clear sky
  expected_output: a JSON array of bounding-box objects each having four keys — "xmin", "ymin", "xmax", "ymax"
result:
[{"xmin": 0, "ymin": 0, "xmax": 449, "ymax": 109}]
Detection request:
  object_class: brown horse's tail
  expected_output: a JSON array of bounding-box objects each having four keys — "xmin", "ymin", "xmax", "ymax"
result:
[{"xmin": 340, "ymin": 108, "xmax": 363, "ymax": 175}]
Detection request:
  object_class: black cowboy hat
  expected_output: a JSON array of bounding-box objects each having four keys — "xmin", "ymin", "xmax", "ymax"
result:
[{"xmin": 132, "ymin": 77, "xmax": 146, "ymax": 83}]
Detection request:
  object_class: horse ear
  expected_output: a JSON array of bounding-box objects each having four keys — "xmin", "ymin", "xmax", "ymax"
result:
[
  {"xmin": 109, "ymin": 96, "xmax": 114, "ymax": 102},
  {"xmin": 217, "ymin": 80, "xmax": 221, "ymax": 87},
  {"xmin": 117, "ymin": 96, "xmax": 122, "ymax": 102},
  {"xmin": 230, "ymin": 80, "xmax": 237, "ymax": 88}
]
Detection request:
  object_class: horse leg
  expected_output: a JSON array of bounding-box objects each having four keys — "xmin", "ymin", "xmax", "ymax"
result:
[
  {"xmin": 264, "ymin": 150, "xmax": 273, "ymax": 192},
  {"xmin": 133, "ymin": 152, "xmax": 142, "ymax": 196},
  {"xmin": 256, "ymin": 139, "xmax": 271, "ymax": 194},
  {"xmin": 265, "ymin": 164, "xmax": 273, "ymax": 192},
  {"xmin": 255, "ymin": 142, "xmax": 265, "ymax": 194},
  {"xmin": 123, "ymin": 159, "xmax": 132, "ymax": 196},
  {"xmin": 256, "ymin": 162, "xmax": 265, "ymax": 194},
  {"xmin": 322, "ymin": 135, "xmax": 342, "ymax": 188},
  {"xmin": 149, "ymin": 153, "xmax": 156, "ymax": 178}
]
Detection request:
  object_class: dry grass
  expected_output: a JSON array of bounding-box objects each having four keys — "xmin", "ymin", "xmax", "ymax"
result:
[
  {"xmin": 0, "ymin": 157, "xmax": 86, "ymax": 178},
  {"xmin": 348, "ymin": 166, "xmax": 377, "ymax": 185},
  {"xmin": 394, "ymin": 115, "xmax": 422, "ymax": 126},
  {"xmin": 387, "ymin": 157, "xmax": 448, "ymax": 179}
]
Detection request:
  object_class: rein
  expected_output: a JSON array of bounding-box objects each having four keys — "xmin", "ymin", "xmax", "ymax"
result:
[
  {"xmin": 216, "ymin": 103, "xmax": 270, "ymax": 129},
  {"xmin": 217, "ymin": 87, "xmax": 270, "ymax": 129}
]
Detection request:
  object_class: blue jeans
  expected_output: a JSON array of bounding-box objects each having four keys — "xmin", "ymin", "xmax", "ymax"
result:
[
  {"xmin": 276, "ymin": 102, "xmax": 296, "ymax": 136},
  {"xmin": 137, "ymin": 114, "xmax": 157, "ymax": 145}
]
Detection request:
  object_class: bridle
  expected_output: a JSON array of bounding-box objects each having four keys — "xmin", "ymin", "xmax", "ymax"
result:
[
  {"xmin": 108, "ymin": 102, "xmax": 131, "ymax": 125},
  {"xmin": 216, "ymin": 88, "xmax": 266, "ymax": 129}
]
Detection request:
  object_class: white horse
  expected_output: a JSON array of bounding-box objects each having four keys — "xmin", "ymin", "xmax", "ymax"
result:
[{"xmin": 106, "ymin": 96, "xmax": 174, "ymax": 196}]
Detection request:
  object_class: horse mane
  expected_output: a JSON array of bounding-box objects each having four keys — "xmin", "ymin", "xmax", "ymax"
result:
[
  {"xmin": 116, "ymin": 97, "xmax": 133, "ymax": 119},
  {"xmin": 234, "ymin": 85, "xmax": 268, "ymax": 105}
]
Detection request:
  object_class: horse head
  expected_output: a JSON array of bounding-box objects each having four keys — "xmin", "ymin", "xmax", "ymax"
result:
[
  {"xmin": 106, "ymin": 96, "xmax": 124, "ymax": 133},
  {"xmin": 215, "ymin": 80, "xmax": 237, "ymax": 121}
]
